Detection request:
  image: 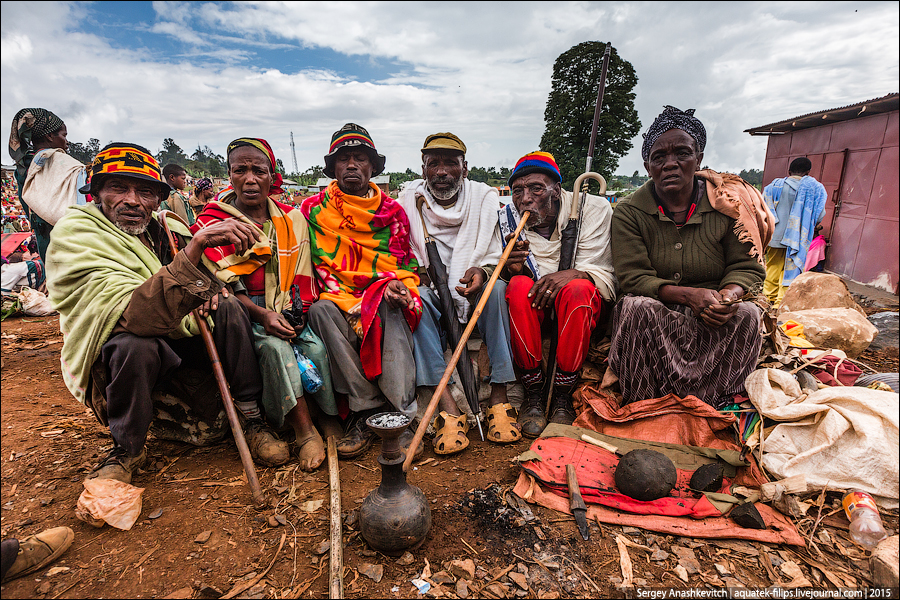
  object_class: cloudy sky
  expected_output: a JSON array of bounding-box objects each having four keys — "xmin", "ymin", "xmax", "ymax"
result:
[{"xmin": 2, "ymin": 1, "xmax": 898, "ymax": 178}]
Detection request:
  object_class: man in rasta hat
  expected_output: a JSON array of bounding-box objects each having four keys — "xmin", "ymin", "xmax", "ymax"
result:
[
  {"xmin": 502, "ymin": 151, "xmax": 617, "ymax": 438},
  {"xmin": 301, "ymin": 124, "xmax": 425, "ymax": 460},
  {"xmin": 46, "ymin": 142, "xmax": 290, "ymax": 486}
]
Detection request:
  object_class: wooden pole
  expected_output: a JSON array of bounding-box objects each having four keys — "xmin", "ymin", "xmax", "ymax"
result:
[
  {"xmin": 157, "ymin": 211, "xmax": 267, "ymax": 508},
  {"xmin": 402, "ymin": 211, "xmax": 531, "ymax": 473},
  {"xmin": 327, "ymin": 435, "xmax": 343, "ymax": 599}
]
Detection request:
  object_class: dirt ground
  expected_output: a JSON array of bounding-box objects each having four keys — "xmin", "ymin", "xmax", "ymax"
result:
[{"xmin": 1, "ymin": 314, "xmax": 897, "ymax": 599}]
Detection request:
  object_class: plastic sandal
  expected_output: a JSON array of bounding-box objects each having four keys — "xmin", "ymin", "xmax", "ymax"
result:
[
  {"xmin": 485, "ymin": 403, "xmax": 522, "ymax": 443},
  {"xmin": 432, "ymin": 411, "xmax": 469, "ymax": 455}
]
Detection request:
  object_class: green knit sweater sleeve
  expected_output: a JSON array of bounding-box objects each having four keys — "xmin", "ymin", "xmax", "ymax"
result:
[
  {"xmin": 611, "ymin": 202, "xmax": 675, "ymax": 299},
  {"xmin": 718, "ymin": 226, "xmax": 765, "ymax": 293}
]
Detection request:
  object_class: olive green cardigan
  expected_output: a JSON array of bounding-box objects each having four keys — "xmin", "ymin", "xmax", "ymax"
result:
[{"xmin": 611, "ymin": 180, "xmax": 764, "ymax": 300}]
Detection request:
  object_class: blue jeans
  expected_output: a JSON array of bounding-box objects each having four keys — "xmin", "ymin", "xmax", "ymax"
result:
[{"xmin": 413, "ymin": 282, "xmax": 515, "ymax": 387}]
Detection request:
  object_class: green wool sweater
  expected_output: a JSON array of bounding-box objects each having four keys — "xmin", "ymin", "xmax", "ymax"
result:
[{"xmin": 611, "ymin": 180, "xmax": 764, "ymax": 300}]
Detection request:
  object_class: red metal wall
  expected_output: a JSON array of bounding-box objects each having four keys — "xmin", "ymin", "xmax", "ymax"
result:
[{"xmin": 762, "ymin": 111, "xmax": 899, "ymax": 294}]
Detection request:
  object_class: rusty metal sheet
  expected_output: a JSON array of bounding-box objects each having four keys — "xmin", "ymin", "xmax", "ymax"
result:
[
  {"xmin": 840, "ymin": 150, "xmax": 881, "ymax": 205},
  {"xmin": 766, "ymin": 133, "xmax": 793, "ymax": 159},
  {"xmin": 850, "ymin": 217, "xmax": 899, "ymax": 294},
  {"xmin": 791, "ymin": 126, "xmax": 832, "ymax": 155},
  {"xmin": 830, "ymin": 114, "xmax": 889, "ymax": 151},
  {"xmin": 762, "ymin": 157, "xmax": 790, "ymax": 188},
  {"xmin": 884, "ymin": 112, "xmax": 899, "ymax": 147},
  {"xmin": 868, "ymin": 146, "xmax": 899, "ymax": 219},
  {"xmin": 826, "ymin": 216, "xmax": 863, "ymax": 277}
]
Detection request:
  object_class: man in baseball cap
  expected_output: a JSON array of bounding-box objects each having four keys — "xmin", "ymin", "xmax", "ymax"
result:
[{"xmin": 46, "ymin": 142, "xmax": 288, "ymax": 488}]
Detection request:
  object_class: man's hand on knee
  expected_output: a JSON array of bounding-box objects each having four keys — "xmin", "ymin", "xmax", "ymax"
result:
[{"xmin": 197, "ymin": 287, "xmax": 229, "ymax": 319}]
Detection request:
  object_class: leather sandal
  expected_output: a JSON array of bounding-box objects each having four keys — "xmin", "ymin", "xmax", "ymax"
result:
[
  {"xmin": 485, "ymin": 403, "xmax": 522, "ymax": 443},
  {"xmin": 432, "ymin": 412, "xmax": 469, "ymax": 455}
]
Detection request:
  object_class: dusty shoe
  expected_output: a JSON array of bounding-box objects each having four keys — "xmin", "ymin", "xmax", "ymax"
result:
[
  {"xmin": 517, "ymin": 388, "xmax": 547, "ymax": 438},
  {"xmin": 336, "ymin": 411, "xmax": 377, "ymax": 459},
  {"xmin": 2, "ymin": 526, "xmax": 75, "ymax": 582},
  {"xmin": 86, "ymin": 446, "xmax": 147, "ymax": 484},
  {"xmin": 398, "ymin": 425, "xmax": 425, "ymax": 462},
  {"xmin": 548, "ymin": 392, "xmax": 576, "ymax": 426},
  {"xmin": 245, "ymin": 419, "xmax": 290, "ymax": 467}
]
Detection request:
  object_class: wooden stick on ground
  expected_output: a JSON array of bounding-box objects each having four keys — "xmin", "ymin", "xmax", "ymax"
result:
[
  {"xmin": 328, "ymin": 435, "xmax": 343, "ymax": 599},
  {"xmin": 402, "ymin": 212, "xmax": 531, "ymax": 473}
]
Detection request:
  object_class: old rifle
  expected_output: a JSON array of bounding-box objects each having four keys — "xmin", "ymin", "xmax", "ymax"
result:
[{"xmin": 544, "ymin": 42, "xmax": 612, "ymax": 416}]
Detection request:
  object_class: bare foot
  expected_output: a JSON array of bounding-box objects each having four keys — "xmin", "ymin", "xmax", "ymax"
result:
[{"xmin": 294, "ymin": 432, "xmax": 326, "ymax": 472}]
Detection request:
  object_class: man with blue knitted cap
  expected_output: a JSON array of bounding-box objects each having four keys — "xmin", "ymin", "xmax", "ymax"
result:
[{"xmin": 502, "ymin": 151, "xmax": 617, "ymax": 437}]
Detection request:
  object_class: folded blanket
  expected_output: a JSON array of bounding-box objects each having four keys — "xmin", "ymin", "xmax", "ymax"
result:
[
  {"xmin": 698, "ymin": 169, "xmax": 774, "ymax": 266},
  {"xmin": 46, "ymin": 204, "xmax": 197, "ymax": 404}
]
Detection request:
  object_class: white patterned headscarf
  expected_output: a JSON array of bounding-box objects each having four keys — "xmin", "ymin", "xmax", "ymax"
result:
[{"xmin": 641, "ymin": 106, "xmax": 706, "ymax": 161}]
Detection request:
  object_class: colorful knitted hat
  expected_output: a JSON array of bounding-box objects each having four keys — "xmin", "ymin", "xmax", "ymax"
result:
[
  {"xmin": 323, "ymin": 123, "xmax": 386, "ymax": 178},
  {"xmin": 79, "ymin": 142, "xmax": 171, "ymax": 197},
  {"xmin": 508, "ymin": 151, "xmax": 562, "ymax": 186}
]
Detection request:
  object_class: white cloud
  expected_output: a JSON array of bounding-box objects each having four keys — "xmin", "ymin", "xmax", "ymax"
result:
[{"xmin": 2, "ymin": 1, "xmax": 897, "ymax": 178}]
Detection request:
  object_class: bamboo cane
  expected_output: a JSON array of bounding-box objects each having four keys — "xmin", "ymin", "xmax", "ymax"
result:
[
  {"xmin": 157, "ymin": 211, "xmax": 267, "ymax": 508},
  {"xmin": 327, "ymin": 435, "xmax": 343, "ymax": 599},
  {"xmin": 402, "ymin": 211, "xmax": 531, "ymax": 473}
]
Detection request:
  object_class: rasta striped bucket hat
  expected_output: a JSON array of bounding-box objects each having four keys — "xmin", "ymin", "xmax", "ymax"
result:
[
  {"xmin": 323, "ymin": 123, "xmax": 385, "ymax": 179},
  {"xmin": 79, "ymin": 142, "xmax": 171, "ymax": 197}
]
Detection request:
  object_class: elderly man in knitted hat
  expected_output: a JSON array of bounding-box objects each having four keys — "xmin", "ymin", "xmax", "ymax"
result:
[
  {"xmin": 302, "ymin": 124, "xmax": 425, "ymax": 460},
  {"xmin": 398, "ymin": 132, "xmax": 518, "ymax": 454},
  {"xmin": 502, "ymin": 152, "xmax": 616, "ymax": 437},
  {"xmin": 46, "ymin": 142, "xmax": 290, "ymax": 486}
]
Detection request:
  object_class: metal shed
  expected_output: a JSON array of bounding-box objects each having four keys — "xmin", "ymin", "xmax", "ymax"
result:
[{"xmin": 746, "ymin": 93, "xmax": 899, "ymax": 294}]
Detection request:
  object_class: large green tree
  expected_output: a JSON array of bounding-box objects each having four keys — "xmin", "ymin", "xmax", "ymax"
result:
[
  {"xmin": 540, "ymin": 42, "xmax": 641, "ymax": 191},
  {"xmin": 156, "ymin": 138, "xmax": 188, "ymax": 168}
]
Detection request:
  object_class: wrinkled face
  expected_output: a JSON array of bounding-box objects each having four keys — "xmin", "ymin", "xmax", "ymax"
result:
[
  {"xmin": 644, "ymin": 129, "xmax": 703, "ymax": 199},
  {"xmin": 97, "ymin": 175, "xmax": 164, "ymax": 235},
  {"xmin": 229, "ymin": 146, "xmax": 272, "ymax": 212},
  {"xmin": 42, "ymin": 125, "xmax": 69, "ymax": 152},
  {"xmin": 510, "ymin": 173, "xmax": 560, "ymax": 228},
  {"xmin": 199, "ymin": 187, "xmax": 215, "ymax": 202},
  {"xmin": 334, "ymin": 148, "xmax": 373, "ymax": 196},
  {"xmin": 168, "ymin": 171, "xmax": 187, "ymax": 191},
  {"xmin": 423, "ymin": 150, "xmax": 467, "ymax": 203}
]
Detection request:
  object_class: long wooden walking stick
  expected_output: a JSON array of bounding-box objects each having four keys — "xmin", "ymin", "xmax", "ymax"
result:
[
  {"xmin": 544, "ymin": 42, "xmax": 612, "ymax": 416},
  {"xmin": 327, "ymin": 435, "xmax": 343, "ymax": 599},
  {"xmin": 157, "ymin": 210, "xmax": 267, "ymax": 508},
  {"xmin": 402, "ymin": 211, "xmax": 531, "ymax": 473}
]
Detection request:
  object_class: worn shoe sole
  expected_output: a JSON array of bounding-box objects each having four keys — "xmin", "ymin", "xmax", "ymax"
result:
[{"xmin": 336, "ymin": 433, "xmax": 376, "ymax": 459}]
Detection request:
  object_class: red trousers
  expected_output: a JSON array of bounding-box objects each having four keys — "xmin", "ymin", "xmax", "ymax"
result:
[{"xmin": 506, "ymin": 275, "xmax": 603, "ymax": 373}]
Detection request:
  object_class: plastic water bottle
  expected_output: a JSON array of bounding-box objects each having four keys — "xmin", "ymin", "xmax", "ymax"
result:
[
  {"xmin": 842, "ymin": 490, "xmax": 887, "ymax": 550},
  {"xmin": 292, "ymin": 346, "xmax": 323, "ymax": 394}
]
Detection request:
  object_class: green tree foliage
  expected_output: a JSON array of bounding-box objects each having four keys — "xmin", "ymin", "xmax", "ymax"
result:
[
  {"xmin": 185, "ymin": 145, "xmax": 226, "ymax": 178},
  {"xmin": 296, "ymin": 165, "xmax": 324, "ymax": 186},
  {"xmin": 68, "ymin": 138, "xmax": 100, "ymax": 164},
  {"xmin": 387, "ymin": 168, "xmax": 419, "ymax": 189},
  {"xmin": 739, "ymin": 168, "xmax": 763, "ymax": 188},
  {"xmin": 540, "ymin": 42, "xmax": 641, "ymax": 191},
  {"xmin": 156, "ymin": 138, "xmax": 188, "ymax": 169}
]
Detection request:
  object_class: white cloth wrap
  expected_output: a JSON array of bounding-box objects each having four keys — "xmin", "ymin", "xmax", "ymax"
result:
[
  {"xmin": 21, "ymin": 148, "xmax": 86, "ymax": 225},
  {"xmin": 399, "ymin": 179, "xmax": 503, "ymax": 321},
  {"xmin": 524, "ymin": 190, "xmax": 617, "ymax": 301}
]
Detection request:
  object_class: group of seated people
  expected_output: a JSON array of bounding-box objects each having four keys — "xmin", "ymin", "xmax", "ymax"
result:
[{"xmin": 17, "ymin": 105, "xmax": 771, "ymax": 484}]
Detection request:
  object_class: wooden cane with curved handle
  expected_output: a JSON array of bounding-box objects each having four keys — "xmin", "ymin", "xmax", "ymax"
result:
[
  {"xmin": 402, "ymin": 211, "xmax": 530, "ymax": 473},
  {"xmin": 157, "ymin": 210, "xmax": 267, "ymax": 508}
]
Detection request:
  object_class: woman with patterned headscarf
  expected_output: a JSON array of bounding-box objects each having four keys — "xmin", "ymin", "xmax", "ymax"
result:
[
  {"xmin": 191, "ymin": 138, "xmax": 335, "ymax": 471},
  {"xmin": 188, "ymin": 177, "xmax": 215, "ymax": 219},
  {"xmin": 608, "ymin": 106, "xmax": 773, "ymax": 408},
  {"xmin": 8, "ymin": 108, "xmax": 87, "ymax": 261}
]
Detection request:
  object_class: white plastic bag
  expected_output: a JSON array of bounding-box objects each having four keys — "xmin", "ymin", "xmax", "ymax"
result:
[{"xmin": 18, "ymin": 286, "xmax": 57, "ymax": 317}]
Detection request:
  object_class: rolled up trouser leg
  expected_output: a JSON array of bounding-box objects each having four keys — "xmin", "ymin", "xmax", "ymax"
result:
[{"xmin": 101, "ymin": 333, "xmax": 182, "ymax": 456}]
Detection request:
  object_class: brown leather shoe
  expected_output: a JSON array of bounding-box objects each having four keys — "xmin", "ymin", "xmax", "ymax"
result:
[
  {"xmin": 86, "ymin": 446, "xmax": 147, "ymax": 485},
  {"xmin": 336, "ymin": 411, "xmax": 377, "ymax": 459},
  {"xmin": 245, "ymin": 419, "xmax": 290, "ymax": 467},
  {"xmin": 2, "ymin": 527, "xmax": 75, "ymax": 582},
  {"xmin": 517, "ymin": 388, "xmax": 547, "ymax": 438},
  {"xmin": 549, "ymin": 392, "xmax": 576, "ymax": 426}
]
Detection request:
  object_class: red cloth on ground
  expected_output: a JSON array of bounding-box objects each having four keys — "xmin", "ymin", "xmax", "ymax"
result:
[
  {"xmin": 518, "ymin": 436, "xmax": 725, "ymax": 518},
  {"xmin": 506, "ymin": 276, "xmax": 602, "ymax": 372},
  {"xmin": 807, "ymin": 354, "xmax": 863, "ymax": 387}
]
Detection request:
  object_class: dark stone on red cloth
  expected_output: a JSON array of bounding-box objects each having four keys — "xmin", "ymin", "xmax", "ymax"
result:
[
  {"xmin": 614, "ymin": 449, "xmax": 677, "ymax": 501},
  {"xmin": 730, "ymin": 502, "xmax": 766, "ymax": 529},
  {"xmin": 690, "ymin": 462, "xmax": 725, "ymax": 492}
]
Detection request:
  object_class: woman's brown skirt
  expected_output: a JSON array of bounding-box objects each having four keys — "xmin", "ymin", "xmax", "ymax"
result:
[{"xmin": 609, "ymin": 295, "xmax": 762, "ymax": 408}]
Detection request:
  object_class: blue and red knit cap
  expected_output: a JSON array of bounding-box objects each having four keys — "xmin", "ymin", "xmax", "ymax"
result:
[
  {"xmin": 508, "ymin": 151, "xmax": 562, "ymax": 186},
  {"xmin": 79, "ymin": 142, "xmax": 171, "ymax": 198},
  {"xmin": 323, "ymin": 123, "xmax": 386, "ymax": 179}
]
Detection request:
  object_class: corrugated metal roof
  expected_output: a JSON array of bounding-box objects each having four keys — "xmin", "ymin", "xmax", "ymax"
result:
[{"xmin": 745, "ymin": 92, "xmax": 899, "ymax": 135}]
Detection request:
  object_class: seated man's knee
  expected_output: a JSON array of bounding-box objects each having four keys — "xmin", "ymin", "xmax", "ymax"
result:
[
  {"xmin": 506, "ymin": 275, "xmax": 532, "ymax": 308},
  {"xmin": 556, "ymin": 278, "xmax": 597, "ymax": 301},
  {"xmin": 213, "ymin": 294, "xmax": 251, "ymax": 327},
  {"xmin": 103, "ymin": 333, "xmax": 163, "ymax": 365}
]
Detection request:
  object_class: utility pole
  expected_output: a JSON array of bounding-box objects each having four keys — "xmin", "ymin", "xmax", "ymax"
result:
[{"xmin": 290, "ymin": 132, "xmax": 299, "ymax": 175}]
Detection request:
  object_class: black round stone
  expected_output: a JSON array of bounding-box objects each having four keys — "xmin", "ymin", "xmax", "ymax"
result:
[{"xmin": 614, "ymin": 449, "xmax": 677, "ymax": 501}]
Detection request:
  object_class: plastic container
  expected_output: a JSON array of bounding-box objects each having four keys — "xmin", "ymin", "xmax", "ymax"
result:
[
  {"xmin": 292, "ymin": 346, "xmax": 323, "ymax": 394},
  {"xmin": 842, "ymin": 490, "xmax": 887, "ymax": 550}
]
